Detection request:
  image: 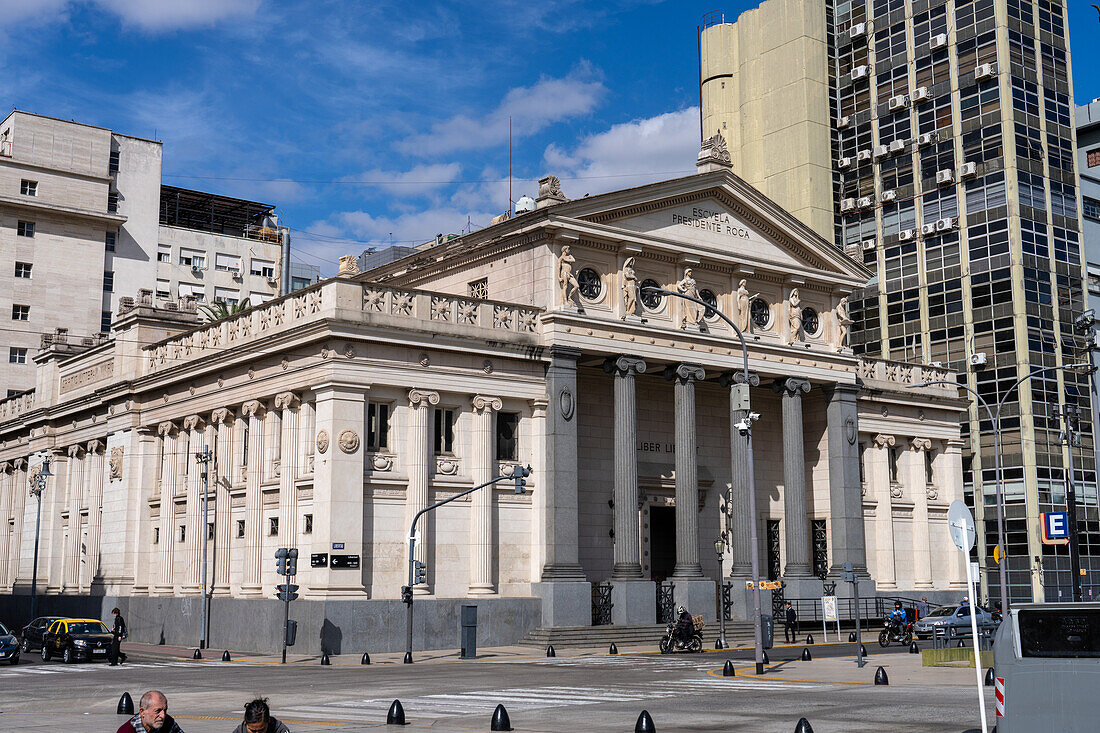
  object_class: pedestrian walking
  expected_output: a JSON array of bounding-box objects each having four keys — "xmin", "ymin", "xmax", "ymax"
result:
[
  {"xmin": 109, "ymin": 606, "xmax": 128, "ymax": 665},
  {"xmin": 117, "ymin": 690, "xmax": 186, "ymax": 733},
  {"xmin": 232, "ymin": 698, "xmax": 291, "ymax": 733},
  {"xmin": 916, "ymin": 597, "xmax": 929, "ymax": 620},
  {"xmin": 784, "ymin": 601, "xmax": 798, "ymax": 644}
]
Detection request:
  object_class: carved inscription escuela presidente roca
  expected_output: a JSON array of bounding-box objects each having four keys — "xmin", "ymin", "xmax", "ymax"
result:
[
  {"xmin": 60, "ymin": 360, "xmax": 115, "ymax": 394},
  {"xmin": 669, "ymin": 207, "xmax": 751, "ymax": 239}
]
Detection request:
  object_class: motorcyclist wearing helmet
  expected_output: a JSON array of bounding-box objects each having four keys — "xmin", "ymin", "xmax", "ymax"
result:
[
  {"xmin": 674, "ymin": 606, "xmax": 693, "ymax": 645},
  {"xmin": 886, "ymin": 601, "xmax": 907, "ymax": 636}
]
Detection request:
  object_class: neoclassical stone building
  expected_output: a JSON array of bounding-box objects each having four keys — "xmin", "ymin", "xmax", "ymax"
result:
[{"xmin": 0, "ymin": 149, "xmax": 968, "ymax": 652}]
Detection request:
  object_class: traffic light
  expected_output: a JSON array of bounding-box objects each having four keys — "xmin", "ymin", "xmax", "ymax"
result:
[
  {"xmin": 275, "ymin": 547, "xmax": 288, "ymax": 576},
  {"xmin": 276, "ymin": 582, "xmax": 299, "ymax": 602},
  {"xmin": 413, "ymin": 560, "xmax": 427, "ymax": 585},
  {"xmin": 511, "ymin": 464, "xmax": 531, "ymax": 494},
  {"xmin": 286, "ymin": 548, "xmax": 299, "ymax": 576},
  {"xmin": 401, "ymin": 585, "xmax": 413, "ymax": 605}
]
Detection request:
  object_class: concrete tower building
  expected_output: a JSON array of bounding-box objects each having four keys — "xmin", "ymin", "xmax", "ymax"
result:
[{"xmin": 700, "ymin": 0, "xmax": 1096, "ymax": 602}]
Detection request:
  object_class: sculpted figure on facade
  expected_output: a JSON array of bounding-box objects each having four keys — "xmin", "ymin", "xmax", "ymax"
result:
[
  {"xmin": 621, "ymin": 256, "xmax": 638, "ymax": 319},
  {"xmin": 735, "ymin": 279, "xmax": 759, "ymax": 333},
  {"xmin": 338, "ymin": 254, "xmax": 361, "ymax": 277},
  {"xmin": 109, "ymin": 446, "xmax": 124, "ymax": 481},
  {"xmin": 787, "ymin": 289, "xmax": 802, "ymax": 344},
  {"xmin": 677, "ymin": 268, "xmax": 703, "ymax": 329},
  {"xmin": 835, "ymin": 296, "xmax": 853, "ymax": 352},
  {"xmin": 557, "ymin": 245, "xmax": 580, "ymax": 307}
]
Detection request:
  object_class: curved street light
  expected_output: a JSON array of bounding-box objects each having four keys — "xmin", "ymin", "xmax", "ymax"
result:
[
  {"xmin": 641, "ymin": 286, "xmax": 766, "ymax": 675},
  {"xmin": 29, "ymin": 454, "xmax": 53, "ymax": 624},
  {"xmin": 912, "ymin": 362, "xmax": 1091, "ymax": 612}
]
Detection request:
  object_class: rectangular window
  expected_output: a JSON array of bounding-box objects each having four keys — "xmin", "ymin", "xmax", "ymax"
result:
[
  {"xmin": 156, "ymin": 278, "xmax": 170, "ymax": 298},
  {"xmin": 103, "ymin": 271, "xmax": 114, "ymax": 293},
  {"xmin": 367, "ymin": 402, "xmax": 390, "ymax": 451},
  {"xmin": 213, "ymin": 286, "xmax": 239, "ymax": 306},
  {"xmin": 105, "ymin": 231, "xmax": 116, "ymax": 252},
  {"xmin": 178, "ymin": 282, "xmax": 205, "ymax": 301},
  {"xmin": 811, "ymin": 519, "xmax": 828, "ymax": 579},
  {"xmin": 107, "ymin": 191, "xmax": 118, "ymax": 212},
  {"xmin": 179, "ymin": 525, "xmax": 186, "ymax": 543},
  {"xmin": 207, "ymin": 522, "xmax": 215, "ymax": 540},
  {"xmin": 236, "ymin": 520, "xmax": 245, "ymax": 538},
  {"xmin": 153, "ymin": 527, "xmax": 160, "ymax": 544},
  {"xmin": 1085, "ymin": 198, "xmax": 1100, "ymax": 223},
  {"xmin": 157, "ymin": 245, "xmax": 171, "ymax": 263},
  {"xmin": 108, "ymin": 150, "xmax": 120, "ymax": 173},
  {"xmin": 434, "ymin": 408, "xmax": 455, "ymax": 454},
  {"xmin": 9, "ymin": 347, "xmax": 28, "ymax": 364},
  {"xmin": 100, "ymin": 311, "xmax": 111, "ymax": 333},
  {"xmin": 20, "ymin": 179, "xmax": 37, "ymax": 196},
  {"xmin": 766, "ymin": 520, "xmax": 781, "ymax": 581},
  {"xmin": 291, "ymin": 276, "xmax": 310, "ymax": 291},
  {"xmin": 303, "ymin": 514, "xmax": 313, "ymax": 534},
  {"xmin": 496, "ymin": 412, "xmax": 519, "ymax": 461},
  {"xmin": 17, "ymin": 221, "xmax": 34, "ymax": 237},
  {"xmin": 468, "ymin": 278, "xmax": 488, "ymax": 299},
  {"xmin": 14, "ymin": 262, "xmax": 31, "ymax": 278},
  {"xmin": 889, "ymin": 445, "xmax": 899, "ymax": 483},
  {"xmin": 269, "ymin": 517, "xmax": 279, "ymax": 536},
  {"xmin": 180, "ymin": 249, "xmax": 205, "ymax": 268},
  {"xmin": 1089, "ymin": 150, "xmax": 1100, "ymax": 168},
  {"xmin": 11, "ymin": 304, "xmax": 29, "ymax": 321},
  {"xmin": 250, "ymin": 258, "xmax": 275, "ymax": 277},
  {"xmin": 214, "ymin": 253, "xmax": 242, "ymax": 272},
  {"xmin": 926, "ymin": 450, "xmax": 935, "ymax": 485}
]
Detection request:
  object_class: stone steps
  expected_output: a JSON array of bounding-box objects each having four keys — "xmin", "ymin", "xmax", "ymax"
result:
[{"xmin": 518, "ymin": 622, "xmax": 757, "ymax": 648}]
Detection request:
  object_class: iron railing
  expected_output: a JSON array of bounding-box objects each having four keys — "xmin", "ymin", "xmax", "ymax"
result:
[
  {"xmin": 591, "ymin": 582, "xmax": 613, "ymax": 626},
  {"xmin": 786, "ymin": 595, "xmax": 943, "ymax": 625},
  {"xmin": 656, "ymin": 581, "xmax": 676, "ymax": 624}
]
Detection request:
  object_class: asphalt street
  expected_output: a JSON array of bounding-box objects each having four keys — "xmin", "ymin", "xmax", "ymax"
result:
[{"xmin": 0, "ymin": 645, "xmax": 992, "ymax": 732}]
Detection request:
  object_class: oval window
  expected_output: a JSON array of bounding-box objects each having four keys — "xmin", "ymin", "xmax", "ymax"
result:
[
  {"xmin": 577, "ymin": 267, "xmax": 602, "ymax": 301},
  {"xmin": 700, "ymin": 289, "xmax": 718, "ymax": 320},
  {"xmin": 640, "ymin": 279, "xmax": 663, "ymax": 310},
  {"xmin": 801, "ymin": 307, "xmax": 820, "ymax": 336},
  {"xmin": 750, "ymin": 298, "xmax": 771, "ymax": 329}
]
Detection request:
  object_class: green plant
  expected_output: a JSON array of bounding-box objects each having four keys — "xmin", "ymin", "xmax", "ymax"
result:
[{"xmin": 198, "ymin": 298, "xmax": 251, "ymax": 323}]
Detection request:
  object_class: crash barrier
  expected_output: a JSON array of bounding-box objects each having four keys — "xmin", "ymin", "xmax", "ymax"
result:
[{"xmin": 932, "ymin": 624, "xmax": 996, "ymax": 650}]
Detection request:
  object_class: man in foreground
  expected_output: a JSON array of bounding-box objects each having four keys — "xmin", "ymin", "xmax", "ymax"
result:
[{"xmin": 116, "ymin": 690, "xmax": 185, "ymax": 733}]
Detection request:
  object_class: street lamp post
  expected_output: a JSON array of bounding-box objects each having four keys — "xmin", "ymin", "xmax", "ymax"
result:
[
  {"xmin": 913, "ymin": 362, "xmax": 1090, "ymax": 611},
  {"xmin": 642, "ymin": 286, "xmax": 766, "ymax": 675},
  {"xmin": 28, "ymin": 455, "xmax": 53, "ymax": 623},
  {"xmin": 195, "ymin": 447, "xmax": 213, "ymax": 649},
  {"xmin": 713, "ymin": 536, "xmax": 728, "ymax": 649}
]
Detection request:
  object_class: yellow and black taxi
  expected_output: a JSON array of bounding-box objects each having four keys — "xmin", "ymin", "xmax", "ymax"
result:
[{"xmin": 40, "ymin": 618, "xmax": 113, "ymax": 663}]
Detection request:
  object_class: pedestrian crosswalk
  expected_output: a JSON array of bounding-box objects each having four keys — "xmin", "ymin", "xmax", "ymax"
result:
[
  {"xmin": 283, "ymin": 677, "xmax": 819, "ymax": 723},
  {"xmin": 0, "ymin": 660, "xmax": 234, "ymax": 678}
]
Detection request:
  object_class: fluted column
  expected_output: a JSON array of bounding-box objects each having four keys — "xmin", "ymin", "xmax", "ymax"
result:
[
  {"xmin": 211, "ymin": 408, "xmax": 235, "ymax": 595},
  {"xmin": 606, "ymin": 355, "xmax": 646, "ymax": 579},
  {"xmin": 299, "ymin": 399, "xmax": 315, "ymax": 475},
  {"xmin": 470, "ymin": 395, "xmax": 502, "ymax": 595},
  {"xmin": 157, "ymin": 422, "xmax": 178, "ymax": 594},
  {"xmin": 83, "ymin": 441, "xmax": 105, "ymax": 591},
  {"xmin": 909, "ymin": 437, "xmax": 934, "ymax": 588},
  {"xmin": 943, "ymin": 439, "xmax": 968, "ymax": 589},
  {"xmin": 275, "ymin": 392, "xmax": 301, "ymax": 548},
  {"xmin": 0, "ymin": 464, "xmax": 12, "ymax": 590},
  {"xmin": 7, "ymin": 459, "xmax": 27, "ymax": 588},
  {"xmin": 775, "ymin": 377, "xmax": 812, "ymax": 577},
  {"xmin": 720, "ymin": 371, "xmax": 760, "ymax": 577},
  {"xmin": 240, "ymin": 400, "xmax": 266, "ymax": 596},
  {"xmin": 870, "ymin": 434, "xmax": 897, "ymax": 589},
  {"xmin": 62, "ymin": 445, "xmax": 85, "ymax": 592},
  {"xmin": 825, "ymin": 384, "xmax": 867, "ymax": 578},
  {"xmin": 407, "ymin": 389, "xmax": 439, "ymax": 594},
  {"xmin": 182, "ymin": 415, "xmax": 205, "ymax": 592},
  {"xmin": 670, "ymin": 364, "xmax": 705, "ymax": 577},
  {"xmin": 45, "ymin": 450, "xmax": 69, "ymax": 593},
  {"xmin": 266, "ymin": 407, "xmax": 281, "ymax": 483}
]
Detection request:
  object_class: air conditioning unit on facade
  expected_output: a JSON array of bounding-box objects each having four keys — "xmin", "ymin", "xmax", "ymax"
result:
[
  {"xmin": 838, "ymin": 156, "xmax": 853, "ymax": 169},
  {"xmin": 190, "ymin": 264, "xmax": 203, "ymax": 273},
  {"xmin": 888, "ymin": 95, "xmax": 909, "ymax": 111},
  {"xmin": 898, "ymin": 229, "xmax": 916, "ymax": 241},
  {"xmin": 976, "ymin": 63, "xmax": 997, "ymax": 80},
  {"xmin": 921, "ymin": 223, "xmax": 937, "ymax": 236},
  {"xmin": 840, "ymin": 198, "xmax": 857, "ymax": 212},
  {"xmin": 862, "ymin": 238, "xmax": 877, "ymax": 250},
  {"xmin": 911, "ymin": 87, "xmax": 931, "ymax": 103},
  {"xmin": 959, "ymin": 161, "xmax": 978, "ymax": 178},
  {"xmin": 873, "ymin": 145, "xmax": 889, "ymax": 158},
  {"xmin": 857, "ymin": 149, "xmax": 872, "ymax": 162},
  {"xmin": 851, "ymin": 65, "xmax": 869, "ymax": 81},
  {"xmin": 229, "ymin": 268, "xmax": 241, "ymax": 279},
  {"xmin": 936, "ymin": 169, "xmax": 955, "ymax": 185},
  {"xmin": 881, "ymin": 189, "xmax": 897, "ymax": 203},
  {"xmin": 857, "ymin": 195, "xmax": 874, "ymax": 209},
  {"xmin": 969, "ymin": 352, "xmax": 988, "ymax": 368},
  {"xmin": 889, "ymin": 140, "xmax": 906, "ymax": 154},
  {"xmin": 837, "ymin": 115, "xmax": 852, "ymax": 129},
  {"xmin": 849, "ymin": 22, "xmax": 867, "ymax": 40},
  {"xmin": 929, "ymin": 33, "xmax": 948, "ymax": 50},
  {"xmin": 937, "ymin": 216, "xmax": 958, "ymax": 231},
  {"xmin": 266, "ymin": 276, "xmax": 278, "ymax": 287},
  {"xmin": 916, "ymin": 132, "xmax": 938, "ymax": 147}
]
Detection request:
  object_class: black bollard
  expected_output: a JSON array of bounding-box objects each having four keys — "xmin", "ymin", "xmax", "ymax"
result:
[
  {"xmin": 192, "ymin": 649, "xmax": 202, "ymax": 660},
  {"xmin": 794, "ymin": 718, "xmax": 815, "ymax": 733},
  {"xmin": 321, "ymin": 652, "xmax": 331, "ymax": 666},
  {"xmin": 546, "ymin": 645, "xmax": 555, "ymax": 658},
  {"xmin": 386, "ymin": 699, "xmax": 407, "ymax": 725},
  {"xmin": 723, "ymin": 660, "xmax": 735, "ymax": 677},
  {"xmin": 221, "ymin": 650, "xmax": 231, "ymax": 662},
  {"xmin": 490, "ymin": 703, "xmax": 513, "ymax": 732},
  {"xmin": 609, "ymin": 643, "xmax": 618, "ymax": 655},
  {"xmin": 909, "ymin": 641, "xmax": 920, "ymax": 654},
  {"xmin": 361, "ymin": 652, "xmax": 371, "ymax": 665},
  {"xmin": 848, "ymin": 631, "xmax": 857, "ymax": 643},
  {"xmin": 874, "ymin": 666, "xmax": 889, "ymax": 685},
  {"xmin": 117, "ymin": 692, "xmax": 135, "ymax": 716},
  {"xmin": 806, "ymin": 634, "xmax": 814, "ymax": 645},
  {"xmin": 957, "ymin": 639, "xmax": 965, "ymax": 648},
  {"xmin": 985, "ymin": 667, "xmax": 995, "ymax": 686},
  {"xmin": 762, "ymin": 650, "xmax": 770, "ymax": 664},
  {"xmin": 859, "ymin": 643, "xmax": 868, "ymax": 657},
  {"xmin": 634, "ymin": 710, "xmax": 656, "ymax": 733},
  {"xmin": 801, "ymin": 647, "xmax": 812, "ymax": 661},
  {"xmin": 403, "ymin": 651, "xmax": 413, "ymax": 664},
  {"xmin": 715, "ymin": 637, "xmax": 724, "ymax": 649}
]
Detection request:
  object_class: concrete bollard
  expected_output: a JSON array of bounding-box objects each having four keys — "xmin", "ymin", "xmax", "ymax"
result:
[
  {"xmin": 546, "ymin": 645, "xmax": 555, "ymax": 658},
  {"xmin": 723, "ymin": 660, "xmax": 735, "ymax": 677},
  {"xmin": 221, "ymin": 650, "xmax": 231, "ymax": 662},
  {"xmin": 909, "ymin": 642, "xmax": 919, "ymax": 654},
  {"xmin": 634, "ymin": 710, "xmax": 656, "ymax": 733},
  {"xmin": 117, "ymin": 692, "xmax": 135, "ymax": 715},
  {"xmin": 985, "ymin": 667, "xmax": 995, "ymax": 686},
  {"xmin": 801, "ymin": 647, "xmax": 812, "ymax": 661},
  {"xmin": 609, "ymin": 643, "xmax": 618, "ymax": 655},
  {"xmin": 361, "ymin": 652, "xmax": 371, "ymax": 665},
  {"xmin": 794, "ymin": 718, "xmax": 815, "ymax": 733},
  {"xmin": 387, "ymin": 699, "xmax": 407, "ymax": 725},
  {"xmin": 192, "ymin": 649, "xmax": 202, "ymax": 660},
  {"xmin": 874, "ymin": 666, "xmax": 889, "ymax": 685},
  {"xmin": 806, "ymin": 634, "xmax": 814, "ymax": 645},
  {"xmin": 321, "ymin": 652, "xmax": 331, "ymax": 666},
  {"xmin": 490, "ymin": 703, "xmax": 513, "ymax": 731}
]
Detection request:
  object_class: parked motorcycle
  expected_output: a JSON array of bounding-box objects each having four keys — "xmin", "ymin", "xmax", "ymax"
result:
[
  {"xmin": 878, "ymin": 618, "xmax": 913, "ymax": 648},
  {"xmin": 659, "ymin": 620, "xmax": 703, "ymax": 653}
]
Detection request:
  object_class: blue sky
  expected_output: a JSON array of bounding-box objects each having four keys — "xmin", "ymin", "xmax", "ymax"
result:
[{"xmin": 3, "ymin": 1, "xmax": 1099, "ymax": 275}]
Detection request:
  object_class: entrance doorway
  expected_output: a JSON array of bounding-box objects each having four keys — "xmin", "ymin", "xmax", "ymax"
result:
[{"xmin": 649, "ymin": 506, "xmax": 676, "ymax": 581}]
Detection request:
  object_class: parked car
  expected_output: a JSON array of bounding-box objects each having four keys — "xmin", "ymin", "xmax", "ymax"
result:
[
  {"xmin": 40, "ymin": 618, "xmax": 113, "ymax": 663},
  {"xmin": 19, "ymin": 616, "xmax": 63, "ymax": 653},
  {"xmin": 0, "ymin": 622, "xmax": 19, "ymax": 665},
  {"xmin": 913, "ymin": 603, "xmax": 999, "ymax": 640}
]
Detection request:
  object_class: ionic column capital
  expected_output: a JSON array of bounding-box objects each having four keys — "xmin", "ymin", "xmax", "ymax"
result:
[
  {"xmin": 11, "ymin": 457, "xmax": 26, "ymax": 471},
  {"xmin": 210, "ymin": 408, "xmax": 235, "ymax": 425},
  {"xmin": 241, "ymin": 400, "xmax": 266, "ymax": 419},
  {"xmin": 773, "ymin": 377, "xmax": 811, "ymax": 396},
  {"xmin": 603, "ymin": 355, "xmax": 646, "ymax": 377},
  {"xmin": 471, "ymin": 395, "xmax": 503, "ymax": 413},
  {"xmin": 719, "ymin": 370, "xmax": 760, "ymax": 387},
  {"xmin": 67, "ymin": 444, "xmax": 85, "ymax": 458},
  {"xmin": 157, "ymin": 421, "xmax": 177, "ymax": 437},
  {"xmin": 408, "ymin": 389, "xmax": 440, "ymax": 407},
  {"xmin": 85, "ymin": 439, "xmax": 104, "ymax": 455},
  {"xmin": 182, "ymin": 415, "xmax": 206, "ymax": 432},
  {"xmin": 274, "ymin": 392, "xmax": 300, "ymax": 410},
  {"xmin": 1, "ymin": 462, "xmax": 12, "ymax": 474},
  {"xmin": 665, "ymin": 363, "xmax": 705, "ymax": 384},
  {"xmin": 909, "ymin": 437, "xmax": 932, "ymax": 452},
  {"xmin": 873, "ymin": 434, "xmax": 896, "ymax": 448}
]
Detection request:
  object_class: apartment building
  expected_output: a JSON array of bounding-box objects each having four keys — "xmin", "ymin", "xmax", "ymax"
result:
[
  {"xmin": 1, "ymin": 110, "xmax": 287, "ymax": 397},
  {"xmin": 1082, "ymin": 99, "xmax": 1100, "ymax": 314},
  {"xmin": 699, "ymin": 0, "xmax": 1095, "ymax": 602}
]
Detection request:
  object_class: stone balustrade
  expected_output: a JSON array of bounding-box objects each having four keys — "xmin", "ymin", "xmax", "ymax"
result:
[
  {"xmin": 858, "ymin": 357, "xmax": 957, "ymax": 396},
  {"xmin": 0, "ymin": 391, "xmax": 35, "ymax": 422}
]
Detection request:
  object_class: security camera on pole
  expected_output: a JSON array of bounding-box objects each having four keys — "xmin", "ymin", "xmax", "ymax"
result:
[{"xmin": 947, "ymin": 499, "xmax": 988, "ymax": 733}]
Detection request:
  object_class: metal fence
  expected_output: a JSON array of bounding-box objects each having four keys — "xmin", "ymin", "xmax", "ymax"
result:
[
  {"xmin": 786, "ymin": 595, "xmax": 936, "ymax": 625},
  {"xmin": 591, "ymin": 582, "xmax": 613, "ymax": 626}
]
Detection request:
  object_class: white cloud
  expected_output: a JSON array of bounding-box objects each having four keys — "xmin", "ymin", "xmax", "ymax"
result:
[
  {"xmin": 543, "ymin": 107, "xmax": 699, "ymax": 196},
  {"xmin": 399, "ymin": 67, "xmax": 605, "ymax": 156},
  {"xmin": 0, "ymin": 0, "xmax": 68, "ymax": 24},
  {"xmin": 345, "ymin": 163, "xmax": 463, "ymax": 197},
  {"xmin": 91, "ymin": 0, "xmax": 260, "ymax": 29}
]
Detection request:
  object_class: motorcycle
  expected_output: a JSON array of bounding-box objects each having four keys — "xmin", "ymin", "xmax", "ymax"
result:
[
  {"xmin": 659, "ymin": 620, "xmax": 704, "ymax": 653},
  {"xmin": 878, "ymin": 618, "xmax": 913, "ymax": 648}
]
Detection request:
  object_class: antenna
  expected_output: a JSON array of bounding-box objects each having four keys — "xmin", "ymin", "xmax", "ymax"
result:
[{"xmin": 508, "ymin": 116, "xmax": 512, "ymax": 213}]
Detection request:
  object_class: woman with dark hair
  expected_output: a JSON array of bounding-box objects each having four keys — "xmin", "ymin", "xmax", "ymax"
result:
[{"xmin": 232, "ymin": 698, "xmax": 290, "ymax": 733}]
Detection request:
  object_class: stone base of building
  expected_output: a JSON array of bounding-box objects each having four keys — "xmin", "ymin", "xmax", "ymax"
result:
[
  {"xmin": 672, "ymin": 578, "xmax": 716, "ymax": 623},
  {"xmin": 531, "ymin": 580, "xmax": 592, "ymax": 627},
  {"xmin": 0, "ymin": 592, "xmax": 541, "ymax": 656},
  {"xmin": 610, "ymin": 579, "xmax": 656, "ymax": 625}
]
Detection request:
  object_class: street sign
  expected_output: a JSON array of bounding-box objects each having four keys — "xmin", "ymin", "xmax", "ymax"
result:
[
  {"xmin": 1041, "ymin": 512, "xmax": 1070, "ymax": 546},
  {"xmin": 948, "ymin": 500, "xmax": 976, "ymax": 552},
  {"xmin": 311, "ymin": 553, "xmax": 328, "ymax": 567},
  {"xmin": 822, "ymin": 596, "xmax": 839, "ymax": 622},
  {"xmin": 745, "ymin": 580, "xmax": 782, "ymax": 590},
  {"xmin": 330, "ymin": 554, "xmax": 360, "ymax": 569},
  {"xmin": 993, "ymin": 545, "xmax": 1001, "ymax": 565},
  {"xmin": 332, "ymin": 542, "xmax": 345, "ymax": 550}
]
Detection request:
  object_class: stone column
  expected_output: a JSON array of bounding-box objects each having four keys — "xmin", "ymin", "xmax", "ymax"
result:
[
  {"xmin": 266, "ymin": 408, "xmax": 282, "ymax": 483},
  {"xmin": 720, "ymin": 371, "xmax": 760, "ymax": 580},
  {"xmin": 942, "ymin": 439, "xmax": 968, "ymax": 589},
  {"xmin": 45, "ymin": 449, "xmax": 69, "ymax": 594},
  {"xmin": 240, "ymin": 400, "xmax": 266, "ymax": 597},
  {"xmin": 181, "ymin": 415, "xmax": 205, "ymax": 592},
  {"xmin": 156, "ymin": 422, "xmax": 178, "ymax": 594},
  {"xmin": 275, "ymin": 392, "xmax": 301, "ymax": 548},
  {"xmin": 669, "ymin": 364, "xmax": 705, "ymax": 577},
  {"xmin": 299, "ymin": 399, "xmax": 315, "ymax": 475},
  {"xmin": 870, "ymin": 435, "xmax": 897, "ymax": 589},
  {"xmin": 83, "ymin": 441, "xmax": 105, "ymax": 591},
  {"xmin": 62, "ymin": 445, "xmax": 85, "ymax": 593},
  {"xmin": 210, "ymin": 408, "xmax": 235, "ymax": 595},
  {"xmin": 607, "ymin": 355, "xmax": 646, "ymax": 578},
  {"xmin": 406, "ymin": 389, "xmax": 439, "ymax": 595},
  {"xmin": 825, "ymin": 384, "xmax": 868, "ymax": 580},
  {"xmin": 909, "ymin": 437, "xmax": 934, "ymax": 588},
  {"xmin": 0, "ymin": 464, "xmax": 12, "ymax": 590},
  {"xmin": 775, "ymin": 378, "xmax": 812, "ymax": 578},
  {"xmin": 470, "ymin": 395, "xmax": 502, "ymax": 595},
  {"xmin": 8, "ymin": 459, "xmax": 28, "ymax": 589}
]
